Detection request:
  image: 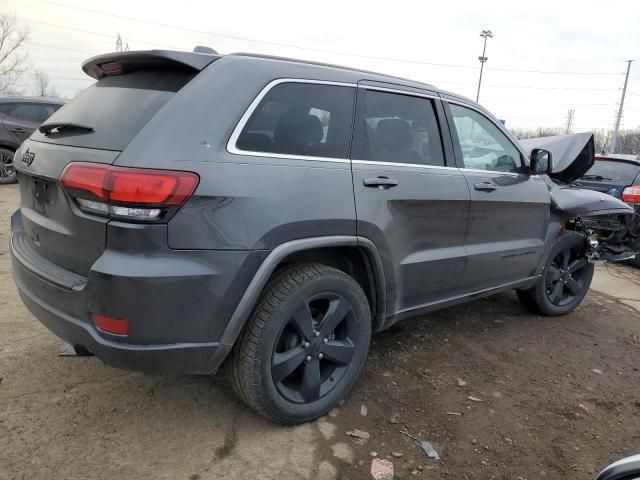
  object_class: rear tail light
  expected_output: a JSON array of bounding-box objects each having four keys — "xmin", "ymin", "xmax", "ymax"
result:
[
  {"xmin": 622, "ymin": 185, "xmax": 640, "ymax": 205},
  {"xmin": 60, "ymin": 162, "xmax": 199, "ymax": 221},
  {"xmin": 93, "ymin": 313, "xmax": 129, "ymax": 336}
]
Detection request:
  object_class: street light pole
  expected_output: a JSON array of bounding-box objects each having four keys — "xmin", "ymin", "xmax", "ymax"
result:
[{"xmin": 476, "ymin": 30, "xmax": 493, "ymax": 103}]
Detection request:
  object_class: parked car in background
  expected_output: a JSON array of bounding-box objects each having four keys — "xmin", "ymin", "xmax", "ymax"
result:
[
  {"xmin": 573, "ymin": 153, "xmax": 640, "ymax": 267},
  {"xmin": 0, "ymin": 96, "xmax": 64, "ymax": 184}
]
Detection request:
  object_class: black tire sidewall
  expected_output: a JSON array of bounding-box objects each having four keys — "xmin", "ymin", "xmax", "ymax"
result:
[
  {"xmin": 256, "ymin": 272, "xmax": 371, "ymax": 423},
  {"xmin": 534, "ymin": 233, "xmax": 594, "ymax": 316}
]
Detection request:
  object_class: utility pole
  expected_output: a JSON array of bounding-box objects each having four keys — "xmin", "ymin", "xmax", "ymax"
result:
[
  {"xmin": 611, "ymin": 60, "xmax": 634, "ymax": 154},
  {"xmin": 476, "ymin": 30, "xmax": 493, "ymax": 102},
  {"xmin": 565, "ymin": 109, "xmax": 575, "ymax": 134}
]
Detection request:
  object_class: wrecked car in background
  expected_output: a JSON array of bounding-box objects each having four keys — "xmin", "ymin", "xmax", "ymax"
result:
[{"xmin": 520, "ymin": 133, "xmax": 640, "ymax": 263}]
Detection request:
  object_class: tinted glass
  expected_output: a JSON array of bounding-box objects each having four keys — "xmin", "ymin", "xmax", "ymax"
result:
[
  {"xmin": 449, "ymin": 104, "xmax": 522, "ymax": 173},
  {"xmin": 354, "ymin": 90, "xmax": 444, "ymax": 166},
  {"xmin": 0, "ymin": 103, "xmax": 15, "ymax": 115},
  {"xmin": 585, "ymin": 160, "xmax": 640, "ymax": 182},
  {"xmin": 10, "ymin": 103, "xmax": 57, "ymax": 123},
  {"xmin": 236, "ymin": 82, "xmax": 355, "ymax": 159},
  {"xmin": 30, "ymin": 69, "xmax": 194, "ymax": 150}
]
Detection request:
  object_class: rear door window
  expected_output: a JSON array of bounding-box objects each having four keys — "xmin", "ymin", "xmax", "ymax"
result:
[
  {"xmin": 31, "ymin": 69, "xmax": 195, "ymax": 151},
  {"xmin": 9, "ymin": 103, "xmax": 58, "ymax": 123},
  {"xmin": 352, "ymin": 89, "xmax": 445, "ymax": 166},
  {"xmin": 235, "ymin": 82, "xmax": 355, "ymax": 159},
  {"xmin": 0, "ymin": 103, "xmax": 16, "ymax": 115}
]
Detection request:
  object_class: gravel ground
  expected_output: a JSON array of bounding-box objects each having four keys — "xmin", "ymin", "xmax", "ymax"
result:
[{"xmin": 1, "ymin": 182, "xmax": 639, "ymax": 480}]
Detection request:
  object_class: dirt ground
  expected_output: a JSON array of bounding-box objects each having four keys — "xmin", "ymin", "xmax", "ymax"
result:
[{"xmin": 1, "ymin": 182, "xmax": 640, "ymax": 480}]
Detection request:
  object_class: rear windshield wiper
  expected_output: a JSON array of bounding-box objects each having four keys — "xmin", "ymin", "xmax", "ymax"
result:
[
  {"xmin": 581, "ymin": 174, "xmax": 613, "ymax": 181},
  {"xmin": 39, "ymin": 122, "xmax": 94, "ymax": 135}
]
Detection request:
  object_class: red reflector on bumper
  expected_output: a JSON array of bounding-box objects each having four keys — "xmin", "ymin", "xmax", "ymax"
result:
[{"xmin": 93, "ymin": 314, "xmax": 129, "ymax": 336}]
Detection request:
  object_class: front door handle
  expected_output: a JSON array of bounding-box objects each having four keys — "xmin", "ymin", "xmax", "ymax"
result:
[
  {"xmin": 363, "ymin": 176, "xmax": 399, "ymax": 189},
  {"xmin": 11, "ymin": 128, "xmax": 25, "ymax": 134},
  {"xmin": 474, "ymin": 182, "xmax": 497, "ymax": 192}
]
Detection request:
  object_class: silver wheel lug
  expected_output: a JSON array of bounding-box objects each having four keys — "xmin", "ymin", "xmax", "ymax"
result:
[
  {"xmin": 313, "ymin": 330, "xmax": 320, "ymax": 337},
  {"xmin": 323, "ymin": 338, "xmax": 328, "ymax": 344},
  {"xmin": 305, "ymin": 355, "xmax": 312, "ymax": 362},
  {"xmin": 318, "ymin": 353, "xmax": 324, "ymax": 359},
  {"xmin": 303, "ymin": 341, "xmax": 310, "ymax": 348}
]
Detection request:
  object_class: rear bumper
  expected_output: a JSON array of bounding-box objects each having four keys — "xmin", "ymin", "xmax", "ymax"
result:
[
  {"xmin": 14, "ymin": 275, "xmax": 223, "ymax": 373},
  {"xmin": 11, "ymin": 210, "xmax": 266, "ymax": 374}
]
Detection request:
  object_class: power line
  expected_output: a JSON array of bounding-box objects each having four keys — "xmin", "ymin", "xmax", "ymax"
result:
[
  {"xmin": 25, "ymin": 40, "xmax": 96, "ymax": 56},
  {"xmin": 15, "ymin": 16, "xmax": 177, "ymax": 50},
  {"xmin": 25, "ymin": 0, "xmax": 624, "ymax": 76}
]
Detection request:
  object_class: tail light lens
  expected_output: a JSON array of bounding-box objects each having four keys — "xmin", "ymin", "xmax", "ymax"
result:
[
  {"xmin": 60, "ymin": 162, "xmax": 199, "ymax": 221},
  {"xmin": 622, "ymin": 185, "xmax": 640, "ymax": 205}
]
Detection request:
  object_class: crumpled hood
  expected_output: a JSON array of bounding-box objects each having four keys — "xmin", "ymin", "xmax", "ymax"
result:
[{"xmin": 518, "ymin": 132, "xmax": 595, "ymax": 184}]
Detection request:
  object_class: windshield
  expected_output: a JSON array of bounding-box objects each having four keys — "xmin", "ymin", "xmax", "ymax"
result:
[{"xmin": 584, "ymin": 160, "xmax": 640, "ymax": 182}]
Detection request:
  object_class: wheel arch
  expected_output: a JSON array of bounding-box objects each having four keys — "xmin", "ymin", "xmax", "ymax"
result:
[
  {"xmin": 0, "ymin": 143, "xmax": 17, "ymax": 153},
  {"xmin": 212, "ymin": 236, "xmax": 387, "ymax": 369}
]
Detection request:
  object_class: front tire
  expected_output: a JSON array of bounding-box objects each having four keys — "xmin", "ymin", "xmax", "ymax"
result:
[
  {"xmin": 230, "ymin": 263, "xmax": 371, "ymax": 424},
  {"xmin": 517, "ymin": 231, "xmax": 594, "ymax": 316}
]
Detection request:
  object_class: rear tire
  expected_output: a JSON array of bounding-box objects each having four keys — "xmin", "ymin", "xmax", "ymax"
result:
[
  {"xmin": 230, "ymin": 263, "xmax": 371, "ymax": 424},
  {"xmin": 517, "ymin": 231, "xmax": 594, "ymax": 316},
  {"xmin": 0, "ymin": 148, "xmax": 17, "ymax": 184}
]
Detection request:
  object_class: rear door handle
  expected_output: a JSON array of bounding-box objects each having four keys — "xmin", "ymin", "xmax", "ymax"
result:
[
  {"xmin": 11, "ymin": 128, "xmax": 25, "ymax": 134},
  {"xmin": 363, "ymin": 176, "xmax": 398, "ymax": 189},
  {"xmin": 474, "ymin": 182, "xmax": 497, "ymax": 192}
]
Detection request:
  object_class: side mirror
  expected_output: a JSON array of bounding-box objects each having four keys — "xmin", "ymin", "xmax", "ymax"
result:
[
  {"xmin": 530, "ymin": 148, "xmax": 553, "ymax": 174},
  {"xmin": 597, "ymin": 454, "xmax": 640, "ymax": 480}
]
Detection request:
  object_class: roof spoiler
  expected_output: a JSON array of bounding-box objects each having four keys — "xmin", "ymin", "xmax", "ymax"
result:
[{"xmin": 82, "ymin": 49, "xmax": 220, "ymax": 80}]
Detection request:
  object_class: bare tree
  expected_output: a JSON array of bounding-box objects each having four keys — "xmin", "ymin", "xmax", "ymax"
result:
[
  {"xmin": 0, "ymin": 15, "xmax": 30, "ymax": 94},
  {"xmin": 32, "ymin": 68, "xmax": 58, "ymax": 97}
]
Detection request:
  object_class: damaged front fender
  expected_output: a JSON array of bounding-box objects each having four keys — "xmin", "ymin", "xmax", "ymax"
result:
[{"xmin": 550, "ymin": 183, "xmax": 640, "ymax": 261}]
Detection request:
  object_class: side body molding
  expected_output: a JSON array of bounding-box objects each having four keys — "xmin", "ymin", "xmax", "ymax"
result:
[{"xmin": 208, "ymin": 235, "xmax": 387, "ymax": 371}]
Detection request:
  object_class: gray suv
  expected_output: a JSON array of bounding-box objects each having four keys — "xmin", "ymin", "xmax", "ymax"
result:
[
  {"xmin": 10, "ymin": 49, "xmax": 640, "ymax": 424},
  {"xmin": 0, "ymin": 96, "xmax": 63, "ymax": 184}
]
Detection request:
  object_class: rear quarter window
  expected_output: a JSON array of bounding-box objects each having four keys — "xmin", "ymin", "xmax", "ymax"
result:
[
  {"xmin": 30, "ymin": 69, "xmax": 195, "ymax": 151},
  {"xmin": 234, "ymin": 82, "xmax": 355, "ymax": 159}
]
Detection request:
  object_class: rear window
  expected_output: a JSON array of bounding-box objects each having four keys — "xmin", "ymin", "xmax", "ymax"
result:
[
  {"xmin": 235, "ymin": 82, "xmax": 355, "ymax": 159},
  {"xmin": 31, "ymin": 69, "xmax": 195, "ymax": 151},
  {"xmin": 585, "ymin": 160, "xmax": 640, "ymax": 182}
]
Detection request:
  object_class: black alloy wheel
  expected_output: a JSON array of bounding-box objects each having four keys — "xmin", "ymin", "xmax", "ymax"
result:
[
  {"xmin": 545, "ymin": 245, "xmax": 591, "ymax": 306},
  {"xmin": 271, "ymin": 292, "xmax": 358, "ymax": 404}
]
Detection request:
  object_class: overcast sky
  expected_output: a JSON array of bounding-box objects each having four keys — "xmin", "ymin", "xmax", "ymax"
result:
[{"xmin": 3, "ymin": 0, "xmax": 640, "ymax": 131}]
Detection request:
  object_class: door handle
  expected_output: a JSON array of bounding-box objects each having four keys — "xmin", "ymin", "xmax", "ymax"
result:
[
  {"xmin": 363, "ymin": 176, "xmax": 399, "ymax": 189},
  {"xmin": 474, "ymin": 182, "xmax": 497, "ymax": 192},
  {"xmin": 11, "ymin": 128, "xmax": 25, "ymax": 134}
]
